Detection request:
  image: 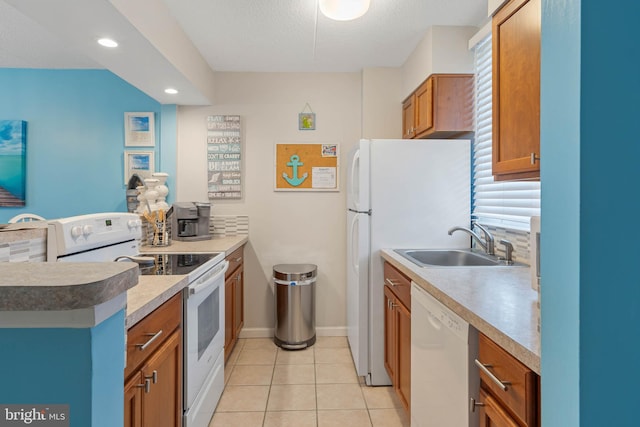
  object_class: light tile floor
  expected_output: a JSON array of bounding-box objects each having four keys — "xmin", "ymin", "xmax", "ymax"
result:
[{"xmin": 209, "ymin": 337, "xmax": 410, "ymax": 427}]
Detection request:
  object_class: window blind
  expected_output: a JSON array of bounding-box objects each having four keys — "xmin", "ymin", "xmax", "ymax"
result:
[{"xmin": 472, "ymin": 35, "xmax": 540, "ymax": 230}]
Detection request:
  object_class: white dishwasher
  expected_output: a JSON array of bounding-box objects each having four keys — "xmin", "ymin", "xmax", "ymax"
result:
[{"xmin": 411, "ymin": 282, "xmax": 479, "ymax": 427}]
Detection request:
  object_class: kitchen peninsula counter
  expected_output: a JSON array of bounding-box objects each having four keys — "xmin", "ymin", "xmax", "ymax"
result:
[
  {"xmin": 381, "ymin": 248, "xmax": 540, "ymax": 374},
  {"xmin": 0, "ymin": 262, "xmax": 138, "ymax": 311},
  {"xmin": 128, "ymin": 235, "xmax": 248, "ymax": 328}
]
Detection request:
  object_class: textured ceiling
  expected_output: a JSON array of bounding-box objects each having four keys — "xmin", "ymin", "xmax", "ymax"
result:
[
  {"xmin": 163, "ymin": 0, "xmax": 487, "ymax": 72},
  {"xmin": 0, "ymin": 0, "xmax": 487, "ymax": 104}
]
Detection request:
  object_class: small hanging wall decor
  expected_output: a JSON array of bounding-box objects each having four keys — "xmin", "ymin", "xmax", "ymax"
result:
[{"xmin": 298, "ymin": 103, "xmax": 316, "ymax": 130}]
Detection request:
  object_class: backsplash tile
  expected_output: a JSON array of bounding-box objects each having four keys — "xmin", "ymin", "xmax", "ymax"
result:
[
  {"xmin": 211, "ymin": 215, "xmax": 249, "ymax": 237},
  {"xmin": 0, "ymin": 226, "xmax": 47, "ymax": 262},
  {"xmin": 472, "ymin": 225, "xmax": 531, "ymax": 264}
]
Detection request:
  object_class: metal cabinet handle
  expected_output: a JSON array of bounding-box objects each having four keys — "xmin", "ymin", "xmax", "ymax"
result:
[
  {"xmin": 235, "ymin": 257, "xmax": 242, "ymax": 262},
  {"xmin": 474, "ymin": 359, "xmax": 511, "ymax": 391},
  {"xmin": 385, "ymin": 278, "xmax": 398, "ymax": 287},
  {"xmin": 530, "ymin": 152, "xmax": 540, "ymax": 165},
  {"xmin": 136, "ymin": 330, "xmax": 163, "ymax": 351},
  {"xmin": 145, "ymin": 370, "xmax": 158, "ymax": 384},
  {"xmin": 469, "ymin": 397, "xmax": 485, "ymax": 413},
  {"xmin": 139, "ymin": 379, "xmax": 151, "ymax": 393}
]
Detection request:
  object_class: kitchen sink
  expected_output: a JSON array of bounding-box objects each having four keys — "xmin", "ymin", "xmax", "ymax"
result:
[{"xmin": 394, "ymin": 249, "xmax": 524, "ymax": 268}]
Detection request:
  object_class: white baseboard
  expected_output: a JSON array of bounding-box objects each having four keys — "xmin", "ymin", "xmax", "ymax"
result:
[{"xmin": 238, "ymin": 326, "xmax": 347, "ymax": 339}]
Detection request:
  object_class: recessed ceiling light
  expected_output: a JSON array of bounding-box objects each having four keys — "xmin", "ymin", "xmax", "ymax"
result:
[
  {"xmin": 164, "ymin": 88, "xmax": 179, "ymax": 95},
  {"xmin": 97, "ymin": 38, "xmax": 118, "ymax": 48}
]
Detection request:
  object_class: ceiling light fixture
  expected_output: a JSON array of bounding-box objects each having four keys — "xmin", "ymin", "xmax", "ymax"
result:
[
  {"xmin": 97, "ymin": 38, "xmax": 118, "ymax": 48},
  {"xmin": 164, "ymin": 88, "xmax": 179, "ymax": 95},
  {"xmin": 319, "ymin": 0, "xmax": 370, "ymax": 21}
]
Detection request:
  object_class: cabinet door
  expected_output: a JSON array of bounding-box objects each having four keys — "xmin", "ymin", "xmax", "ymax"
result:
[
  {"xmin": 383, "ymin": 286, "xmax": 396, "ymax": 381},
  {"xmin": 233, "ymin": 268, "xmax": 244, "ymax": 338},
  {"xmin": 402, "ymin": 96, "xmax": 415, "ymax": 139},
  {"xmin": 492, "ymin": 0, "xmax": 541, "ymax": 180},
  {"xmin": 224, "ymin": 272, "xmax": 235, "ymax": 361},
  {"xmin": 395, "ymin": 299, "xmax": 411, "ymax": 412},
  {"xmin": 414, "ymin": 77, "xmax": 433, "ymax": 136},
  {"xmin": 141, "ymin": 329, "xmax": 182, "ymax": 427},
  {"xmin": 479, "ymin": 389, "xmax": 520, "ymax": 427},
  {"xmin": 124, "ymin": 373, "xmax": 143, "ymax": 427}
]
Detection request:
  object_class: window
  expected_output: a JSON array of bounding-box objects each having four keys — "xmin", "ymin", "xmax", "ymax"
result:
[{"xmin": 472, "ymin": 35, "xmax": 540, "ymax": 231}]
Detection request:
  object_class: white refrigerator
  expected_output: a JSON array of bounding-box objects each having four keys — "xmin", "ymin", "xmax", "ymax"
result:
[{"xmin": 346, "ymin": 138, "xmax": 470, "ymax": 385}]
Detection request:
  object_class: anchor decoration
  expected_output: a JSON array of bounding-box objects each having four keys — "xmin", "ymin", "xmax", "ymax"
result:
[{"xmin": 283, "ymin": 154, "xmax": 308, "ymax": 187}]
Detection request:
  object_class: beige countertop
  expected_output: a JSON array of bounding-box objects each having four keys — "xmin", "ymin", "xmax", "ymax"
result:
[
  {"xmin": 0, "ymin": 262, "xmax": 138, "ymax": 311},
  {"xmin": 381, "ymin": 249, "xmax": 540, "ymax": 374},
  {"xmin": 139, "ymin": 235, "xmax": 247, "ymax": 255},
  {"xmin": 126, "ymin": 235, "xmax": 248, "ymax": 328}
]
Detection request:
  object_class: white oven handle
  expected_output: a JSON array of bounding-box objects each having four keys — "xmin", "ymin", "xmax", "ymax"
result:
[{"xmin": 189, "ymin": 261, "xmax": 229, "ymax": 296}]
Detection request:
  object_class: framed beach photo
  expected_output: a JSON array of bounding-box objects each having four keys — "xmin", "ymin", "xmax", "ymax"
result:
[
  {"xmin": 0, "ymin": 120, "xmax": 27, "ymax": 207},
  {"xmin": 124, "ymin": 150, "xmax": 154, "ymax": 184},
  {"xmin": 124, "ymin": 112, "xmax": 155, "ymax": 147}
]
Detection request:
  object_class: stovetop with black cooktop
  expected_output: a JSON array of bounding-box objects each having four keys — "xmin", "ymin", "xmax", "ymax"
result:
[{"xmin": 138, "ymin": 253, "xmax": 221, "ymax": 276}]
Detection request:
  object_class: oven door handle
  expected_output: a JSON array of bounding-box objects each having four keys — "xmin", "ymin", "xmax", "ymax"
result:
[{"xmin": 189, "ymin": 261, "xmax": 229, "ymax": 296}]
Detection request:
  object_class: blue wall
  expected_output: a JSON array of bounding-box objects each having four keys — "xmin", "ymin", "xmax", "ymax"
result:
[
  {"xmin": 0, "ymin": 310, "xmax": 126, "ymax": 427},
  {"xmin": 0, "ymin": 69, "xmax": 176, "ymax": 224},
  {"xmin": 542, "ymin": 0, "xmax": 640, "ymax": 425},
  {"xmin": 540, "ymin": 0, "xmax": 581, "ymax": 424}
]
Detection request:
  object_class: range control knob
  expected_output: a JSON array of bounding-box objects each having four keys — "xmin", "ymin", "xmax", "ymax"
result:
[
  {"xmin": 70, "ymin": 226, "xmax": 82, "ymax": 238},
  {"xmin": 128, "ymin": 219, "xmax": 141, "ymax": 229},
  {"xmin": 82, "ymin": 225, "xmax": 93, "ymax": 236}
]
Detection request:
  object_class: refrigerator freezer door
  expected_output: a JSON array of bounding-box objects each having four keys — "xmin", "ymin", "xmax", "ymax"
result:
[
  {"xmin": 346, "ymin": 140, "xmax": 370, "ymax": 212},
  {"xmin": 346, "ymin": 208, "xmax": 370, "ymax": 377}
]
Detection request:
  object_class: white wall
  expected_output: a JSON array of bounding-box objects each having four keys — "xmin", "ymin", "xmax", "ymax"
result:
[
  {"xmin": 401, "ymin": 26, "xmax": 478, "ymax": 99},
  {"xmin": 176, "ymin": 72, "xmax": 362, "ymax": 336},
  {"xmin": 362, "ymin": 67, "xmax": 403, "ymax": 139}
]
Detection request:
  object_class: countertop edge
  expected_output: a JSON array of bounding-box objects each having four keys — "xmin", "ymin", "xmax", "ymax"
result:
[
  {"xmin": 0, "ymin": 263, "xmax": 139, "ymax": 311},
  {"xmin": 381, "ymin": 249, "xmax": 540, "ymax": 374}
]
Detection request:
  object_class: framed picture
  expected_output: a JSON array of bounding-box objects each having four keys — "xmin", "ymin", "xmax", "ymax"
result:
[
  {"xmin": 298, "ymin": 113, "xmax": 316, "ymax": 130},
  {"xmin": 124, "ymin": 150, "xmax": 154, "ymax": 184},
  {"xmin": 124, "ymin": 112, "xmax": 155, "ymax": 147},
  {"xmin": 0, "ymin": 120, "xmax": 27, "ymax": 206}
]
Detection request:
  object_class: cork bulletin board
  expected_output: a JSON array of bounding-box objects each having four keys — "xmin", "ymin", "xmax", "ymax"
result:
[{"xmin": 274, "ymin": 143, "xmax": 339, "ymax": 191}]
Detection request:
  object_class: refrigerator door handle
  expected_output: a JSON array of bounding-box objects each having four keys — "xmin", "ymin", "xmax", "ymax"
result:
[
  {"xmin": 349, "ymin": 213, "xmax": 360, "ymax": 275},
  {"xmin": 349, "ymin": 149, "xmax": 360, "ymax": 210}
]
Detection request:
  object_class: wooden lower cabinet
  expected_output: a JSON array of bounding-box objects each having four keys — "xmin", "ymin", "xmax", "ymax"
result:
[
  {"xmin": 476, "ymin": 333, "xmax": 540, "ymax": 427},
  {"xmin": 140, "ymin": 330, "xmax": 182, "ymax": 427},
  {"xmin": 479, "ymin": 389, "xmax": 520, "ymax": 427},
  {"xmin": 125, "ymin": 294, "xmax": 183, "ymax": 427},
  {"xmin": 124, "ymin": 373, "xmax": 143, "ymax": 427},
  {"xmin": 224, "ymin": 246, "xmax": 244, "ymax": 362},
  {"xmin": 383, "ymin": 283, "xmax": 411, "ymax": 413}
]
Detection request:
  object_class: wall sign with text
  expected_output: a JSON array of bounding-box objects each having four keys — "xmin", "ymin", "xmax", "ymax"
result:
[
  {"xmin": 274, "ymin": 143, "xmax": 339, "ymax": 191},
  {"xmin": 207, "ymin": 115, "xmax": 242, "ymax": 199}
]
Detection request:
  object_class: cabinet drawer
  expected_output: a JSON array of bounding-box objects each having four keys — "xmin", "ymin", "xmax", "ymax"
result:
[
  {"xmin": 125, "ymin": 293, "xmax": 181, "ymax": 379},
  {"xmin": 225, "ymin": 246, "xmax": 244, "ymax": 279},
  {"xmin": 383, "ymin": 262, "xmax": 411, "ymax": 309},
  {"xmin": 477, "ymin": 333, "xmax": 538, "ymax": 426}
]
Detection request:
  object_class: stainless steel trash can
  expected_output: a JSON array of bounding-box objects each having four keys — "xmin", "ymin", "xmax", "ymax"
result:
[{"xmin": 273, "ymin": 264, "xmax": 317, "ymax": 349}]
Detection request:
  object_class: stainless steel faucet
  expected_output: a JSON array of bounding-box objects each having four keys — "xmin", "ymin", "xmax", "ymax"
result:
[{"xmin": 448, "ymin": 222, "xmax": 495, "ymax": 256}]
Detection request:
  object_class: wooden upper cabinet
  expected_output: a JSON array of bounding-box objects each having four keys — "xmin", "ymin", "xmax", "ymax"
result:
[
  {"xmin": 402, "ymin": 74, "xmax": 473, "ymax": 140},
  {"xmin": 402, "ymin": 96, "xmax": 415, "ymax": 138},
  {"xmin": 492, "ymin": 0, "xmax": 541, "ymax": 181}
]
